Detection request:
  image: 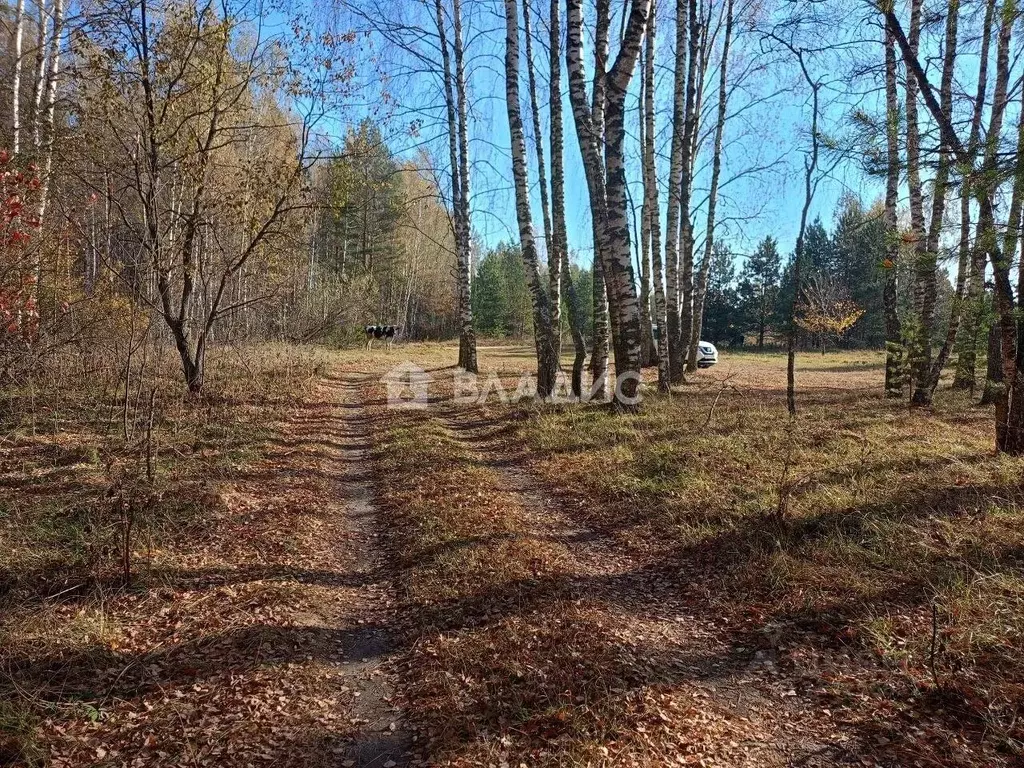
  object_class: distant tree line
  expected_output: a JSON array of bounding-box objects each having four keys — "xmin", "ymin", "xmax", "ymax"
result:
[{"xmin": 472, "ymin": 193, "xmax": 967, "ymax": 356}]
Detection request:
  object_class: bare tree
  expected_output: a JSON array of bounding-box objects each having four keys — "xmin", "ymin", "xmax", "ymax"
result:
[
  {"xmin": 662, "ymin": 0, "xmax": 689, "ymax": 386},
  {"xmin": 452, "ymin": 0, "xmax": 477, "ymax": 372},
  {"xmin": 548, "ymin": 0, "xmax": 587, "ymax": 397},
  {"xmin": 882, "ymin": 23, "xmax": 903, "ymax": 399},
  {"xmin": 642, "ymin": 0, "xmax": 670, "ymax": 391},
  {"xmin": 11, "ymin": 0, "xmax": 26, "ymax": 157},
  {"xmin": 433, "ymin": 0, "xmax": 477, "ymax": 373},
  {"xmin": 902, "ymin": 0, "xmax": 928, "ymax": 403},
  {"xmin": 503, "ymin": 0, "xmax": 559, "ymax": 397},
  {"xmin": 566, "ymin": 0, "xmax": 651, "ymax": 406},
  {"xmin": 522, "ymin": 0, "xmax": 560, "ymax": 368},
  {"xmin": 674, "ymin": 0, "xmax": 701, "ymax": 383},
  {"xmin": 687, "ymin": 0, "xmax": 734, "ymax": 372},
  {"xmin": 83, "ymin": 0, "xmax": 335, "ymax": 392}
]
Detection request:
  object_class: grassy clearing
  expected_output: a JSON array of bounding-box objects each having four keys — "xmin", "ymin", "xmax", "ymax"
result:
[
  {"xmin": 363, "ymin": 349, "xmax": 826, "ymax": 766},
  {"xmin": 355, "ymin": 341, "xmax": 1022, "ymax": 766},
  {"xmin": 516, "ymin": 349, "xmax": 1024, "ymax": 764}
]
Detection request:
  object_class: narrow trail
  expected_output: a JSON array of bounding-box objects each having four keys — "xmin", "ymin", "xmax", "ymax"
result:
[
  {"xmin": 316, "ymin": 371, "xmax": 413, "ymax": 768},
  {"xmin": 434, "ymin": 403, "xmax": 855, "ymax": 767},
  {"xmin": 439, "ymin": 410, "xmax": 632, "ymax": 578}
]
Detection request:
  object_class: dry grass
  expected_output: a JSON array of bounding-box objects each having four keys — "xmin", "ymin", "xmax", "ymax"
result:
[
  {"xmin": 355, "ymin": 340, "xmax": 1023, "ymax": 766},
  {"xmin": 7, "ymin": 336, "xmax": 1020, "ymax": 766},
  {"xmin": 0, "ymin": 341, "xmax": 329, "ymax": 766}
]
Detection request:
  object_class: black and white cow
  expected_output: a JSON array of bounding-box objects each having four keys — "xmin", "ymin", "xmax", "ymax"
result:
[{"xmin": 364, "ymin": 324, "xmax": 397, "ymax": 350}]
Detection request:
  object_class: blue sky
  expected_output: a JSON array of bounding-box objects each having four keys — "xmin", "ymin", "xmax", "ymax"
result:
[{"xmin": 330, "ymin": 0, "xmax": 992, "ymax": 273}]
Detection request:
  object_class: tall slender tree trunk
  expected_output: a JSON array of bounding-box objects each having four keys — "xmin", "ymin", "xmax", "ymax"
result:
[
  {"xmin": 432, "ymin": 0, "xmax": 471, "ymax": 372},
  {"xmin": 673, "ymin": 0, "xmax": 700, "ymax": 383},
  {"xmin": 787, "ymin": 50, "xmax": 821, "ymax": 417},
  {"xmin": 643, "ymin": 1, "xmax": 670, "ymax": 391},
  {"xmin": 31, "ymin": 0, "xmax": 49, "ymax": 150},
  {"xmin": 36, "ymin": 0, "xmax": 64, "ymax": 222},
  {"xmin": 549, "ymin": 0, "xmax": 586, "ymax": 397},
  {"xmin": 687, "ymin": 0, "xmax": 733, "ymax": 372},
  {"xmin": 952, "ymin": 0, "xmax": 995, "ymax": 390},
  {"xmin": 598, "ymin": 0, "xmax": 650, "ymax": 406},
  {"xmin": 904, "ymin": 0, "xmax": 929, "ymax": 403},
  {"xmin": 979, "ymin": 2, "xmax": 1021, "ymax": 451},
  {"xmin": 590, "ymin": 0, "xmax": 612, "ymax": 399},
  {"xmin": 452, "ymin": 0, "xmax": 478, "ymax": 372},
  {"xmin": 522, "ymin": 0, "xmax": 561, "ymax": 367},
  {"xmin": 981, "ymin": 313, "xmax": 1003, "ymax": 406},
  {"xmin": 637, "ymin": 58, "xmax": 657, "ymax": 368},
  {"xmin": 11, "ymin": 0, "xmax": 26, "ymax": 157},
  {"xmin": 663, "ymin": 0, "xmax": 688, "ymax": 386},
  {"xmin": 566, "ymin": 0, "xmax": 649, "ymax": 407},
  {"xmin": 915, "ymin": 0, "xmax": 959, "ymax": 404},
  {"xmin": 504, "ymin": 0, "xmax": 559, "ymax": 397},
  {"xmin": 566, "ymin": 0, "xmax": 609, "ymax": 399}
]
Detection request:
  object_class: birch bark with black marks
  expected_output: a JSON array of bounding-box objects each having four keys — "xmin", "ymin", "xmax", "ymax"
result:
[
  {"xmin": 663, "ymin": 0, "xmax": 688, "ymax": 386},
  {"xmin": 36, "ymin": 0, "xmax": 64, "ymax": 202},
  {"xmin": 523, "ymin": 0, "xmax": 560, "ymax": 365},
  {"xmin": 903, "ymin": 0, "xmax": 930, "ymax": 403},
  {"xmin": 503, "ymin": 0, "xmax": 559, "ymax": 397},
  {"xmin": 599, "ymin": 0, "xmax": 651, "ymax": 406},
  {"xmin": 637, "ymin": 55, "xmax": 657, "ymax": 368},
  {"xmin": 31, "ymin": 0, "xmax": 48, "ymax": 150},
  {"xmin": 883, "ymin": 25, "xmax": 903, "ymax": 398},
  {"xmin": 642, "ymin": 0, "xmax": 670, "ymax": 391},
  {"xmin": 11, "ymin": 0, "xmax": 26, "ymax": 156},
  {"xmin": 673, "ymin": 0, "xmax": 701, "ymax": 383},
  {"xmin": 453, "ymin": 0, "xmax": 478, "ymax": 373},
  {"xmin": 566, "ymin": 0, "xmax": 609, "ymax": 398},
  {"xmin": 565, "ymin": 0, "xmax": 650, "ymax": 407},
  {"xmin": 549, "ymin": 0, "xmax": 587, "ymax": 397},
  {"xmin": 434, "ymin": 0, "xmax": 474, "ymax": 373},
  {"xmin": 687, "ymin": 0, "xmax": 733, "ymax": 372},
  {"xmin": 952, "ymin": 0, "xmax": 995, "ymax": 390}
]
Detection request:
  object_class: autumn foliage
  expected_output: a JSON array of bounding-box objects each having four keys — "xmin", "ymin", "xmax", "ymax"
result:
[{"xmin": 0, "ymin": 150, "xmax": 41, "ymax": 348}]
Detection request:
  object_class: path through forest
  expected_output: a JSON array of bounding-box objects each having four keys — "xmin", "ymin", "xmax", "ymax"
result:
[
  {"xmin": 429, "ymin": 400, "xmax": 854, "ymax": 766},
  {"xmin": 306, "ymin": 370, "xmax": 414, "ymax": 767}
]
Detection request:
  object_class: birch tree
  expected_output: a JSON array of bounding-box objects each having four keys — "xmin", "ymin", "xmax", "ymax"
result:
[
  {"xmin": 908, "ymin": 0, "xmax": 958, "ymax": 405},
  {"xmin": 565, "ymin": 0, "xmax": 651, "ymax": 406},
  {"xmin": 433, "ymin": 0, "xmax": 477, "ymax": 373},
  {"xmin": 503, "ymin": 0, "xmax": 559, "ymax": 397},
  {"xmin": 548, "ymin": 0, "xmax": 587, "ymax": 398},
  {"xmin": 687, "ymin": 0, "xmax": 734, "ymax": 372},
  {"xmin": 565, "ymin": 0, "xmax": 651, "ymax": 409},
  {"xmin": 11, "ymin": 0, "xmax": 26, "ymax": 157},
  {"xmin": 885, "ymin": 0, "xmax": 1024, "ymax": 453},
  {"xmin": 952, "ymin": 0, "xmax": 995, "ymax": 391},
  {"xmin": 522, "ymin": 0, "xmax": 560, "ymax": 368},
  {"xmin": 642, "ymin": 0, "xmax": 670, "ymax": 391},
  {"xmin": 452, "ymin": 0, "xmax": 477, "ymax": 373},
  {"xmin": 662, "ymin": 0, "xmax": 688, "ymax": 385}
]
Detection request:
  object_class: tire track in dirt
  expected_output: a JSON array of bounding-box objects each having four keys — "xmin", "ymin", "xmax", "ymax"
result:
[
  {"xmin": 436, "ymin": 409, "xmax": 634, "ymax": 578},
  {"xmin": 298, "ymin": 370, "xmax": 413, "ymax": 767},
  {"xmin": 433, "ymin": 403, "xmax": 856, "ymax": 767}
]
